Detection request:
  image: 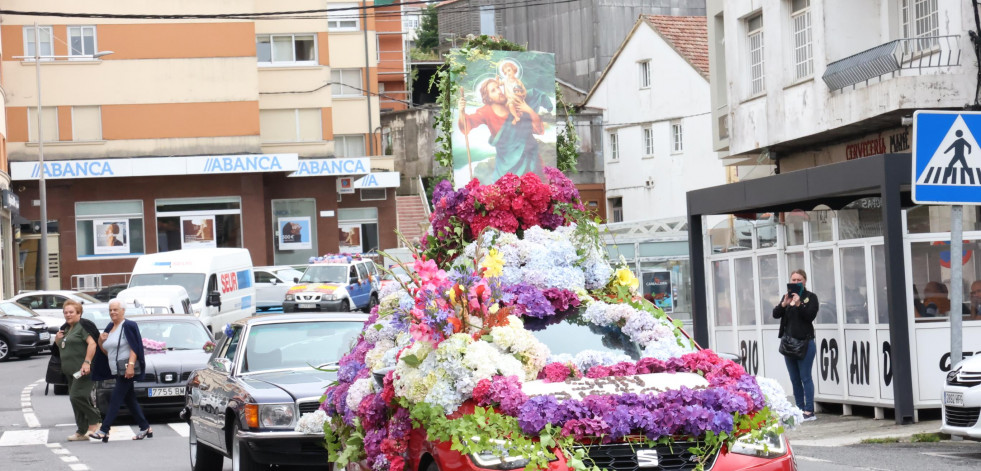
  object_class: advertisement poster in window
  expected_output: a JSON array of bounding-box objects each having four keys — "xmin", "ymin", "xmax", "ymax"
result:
[
  {"xmin": 93, "ymin": 219, "xmax": 130, "ymax": 255},
  {"xmin": 643, "ymin": 271, "xmax": 673, "ymax": 313},
  {"xmin": 279, "ymin": 217, "xmax": 312, "ymax": 250},
  {"xmin": 338, "ymin": 223, "xmax": 361, "ymax": 254},
  {"xmin": 180, "ymin": 216, "xmax": 217, "ymax": 249},
  {"xmin": 451, "ymin": 50, "xmax": 557, "ymax": 188}
]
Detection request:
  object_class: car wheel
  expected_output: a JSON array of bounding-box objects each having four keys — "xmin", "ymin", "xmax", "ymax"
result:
[
  {"xmin": 340, "ymin": 299, "xmax": 350, "ymax": 312},
  {"xmin": 232, "ymin": 421, "xmax": 263, "ymax": 471},
  {"xmin": 0, "ymin": 336, "xmax": 10, "ymax": 362},
  {"xmin": 363, "ymin": 294, "xmax": 379, "ymax": 313},
  {"xmin": 53, "ymin": 385, "xmax": 68, "ymax": 395},
  {"xmin": 189, "ymin": 422, "xmax": 223, "ymax": 471}
]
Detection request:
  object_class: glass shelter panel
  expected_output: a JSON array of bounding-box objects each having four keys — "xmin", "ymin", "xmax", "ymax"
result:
[
  {"xmin": 808, "ymin": 210, "xmax": 834, "ymax": 243},
  {"xmin": 872, "ymin": 245, "xmax": 889, "ymax": 324},
  {"xmin": 734, "ymin": 257, "xmax": 756, "ymax": 326},
  {"xmin": 810, "ymin": 249, "xmax": 838, "ymax": 324},
  {"xmin": 840, "ymin": 246, "xmax": 869, "ymax": 324},
  {"xmin": 838, "ymin": 198, "xmax": 883, "ymax": 240},
  {"xmin": 713, "ymin": 260, "xmax": 732, "ymax": 326},
  {"xmin": 758, "ymin": 254, "xmax": 781, "ymax": 325},
  {"xmin": 783, "ymin": 212, "xmax": 806, "ymax": 246}
]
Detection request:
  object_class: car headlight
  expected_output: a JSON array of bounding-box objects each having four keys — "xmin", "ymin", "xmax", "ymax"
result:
[
  {"xmin": 467, "ymin": 437, "xmax": 557, "ymax": 469},
  {"xmin": 15, "ymin": 324, "xmax": 29, "ymax": 330},
  {"xmin": 730, "ymin": 432, "xmax": 787, "ymax": 458},
  {"xmin": 323, "ymin": 294, "xmax": 336, "ymax": 301},
  {"xmin": 285, "ymin": 293, "xmax": 294, "ymax": 301},
  {"xmin": 193, "ymin": 310, "xmax": 201, "ymax": 318},
  {"xmin": 948, "ymin": 367, "xmax": 962, "ymax": 384},
  {"xmin": 259, "ymin": 404, "xmax": 296, "ymax": 428}
]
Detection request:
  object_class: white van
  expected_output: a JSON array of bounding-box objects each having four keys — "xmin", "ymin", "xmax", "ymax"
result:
[
  {"xmin": 114, "ymin": 285, "xmax": 192, "ymax": 315},
  {"xmin": 128, "ymin": 248, "xmax": 256, "ymax": 332}
]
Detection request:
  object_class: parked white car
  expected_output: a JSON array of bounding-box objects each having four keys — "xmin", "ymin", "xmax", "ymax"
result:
[
  {"xmin": 941, "ymin": 354, "xmax": 981, "ymax": 439},
  {"xmin": 7, "ymin": 291, "xmax": 100, "ymax": 318},
  {"xmin": 253, "ymin": 266, "xmax": 303, "ymax": 311}
]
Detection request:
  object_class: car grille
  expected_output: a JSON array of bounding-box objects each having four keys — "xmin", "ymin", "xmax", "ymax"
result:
[
  {"xmin": 577, "ymin": 441, "xmax": 717, "ymax": 471},
  {"xmin": 945, "ymin": 406, "xmax": 981, "ymax": 428},
  {"xmin": 949, "ymin": 370, "xmax": 981, "ymax": 387},
  {"xmin": 295, "ymin": 294, "xmax": 323, "ymax": 302},
  {"xmin": 140, "ymin": 372, "xmax": 191, "ymax": 384},
  {"xmin": 298, "ymin": 401, "xmax": 321, "ymax": 415}
]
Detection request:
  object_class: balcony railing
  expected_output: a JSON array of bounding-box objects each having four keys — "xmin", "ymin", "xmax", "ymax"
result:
[{"xmin": 822, "ymin": 35, "xmax": 961, "ymax": 91}]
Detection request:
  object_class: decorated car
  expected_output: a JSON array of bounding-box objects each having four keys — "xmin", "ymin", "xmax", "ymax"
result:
[
  {"xmin": 283, "ymin": 255, "xmax": 380, "ymax": 313},
  {"xmin": 292, "ymin": 167, "xmax": 802, "ymax": 471}
]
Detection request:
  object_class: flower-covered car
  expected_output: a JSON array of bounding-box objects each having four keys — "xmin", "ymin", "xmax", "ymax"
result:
[
  {"xmin": 283, "ymin": 256, "xmax": 380, "ymax": 313},
  {"xmin": 302, "ymin": 169, "xmax": 801, "ymax": 471}
]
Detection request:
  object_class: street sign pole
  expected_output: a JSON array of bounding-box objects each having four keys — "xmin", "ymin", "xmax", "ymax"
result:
[{"xmin": 951, "ymin": 205, "xmax": 963, "ymax": 368}]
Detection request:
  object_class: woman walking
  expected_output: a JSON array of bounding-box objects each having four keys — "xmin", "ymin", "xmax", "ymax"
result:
[
  {"xmin": 56, "ymin": 300, "xmax": 101, "ymax": 441},
  {"xmin": 773, "ymin": 269, "xmax": 819, "ymax": 422},
  {"xmin": 90, "ymin": 300, "xmax": 151, "ymax": 441}
]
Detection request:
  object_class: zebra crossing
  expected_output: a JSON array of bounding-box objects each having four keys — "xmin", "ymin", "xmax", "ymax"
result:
[
  {"xmin": 918, "ymin": 165, "xmax": 981, "ymax": 185},
  {"xmin": 0, "ymin": 422, "xmax": 190, "ymax": 446}
]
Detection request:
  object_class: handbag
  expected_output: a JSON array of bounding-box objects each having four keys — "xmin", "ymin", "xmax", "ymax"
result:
[
  {"xmin": 44, "ymin": 353, "xmax": 65, "ymax": 395},
  {"xmin": 779, "ymin": 335, "xmax": 808, "ymax": 360},
  {"xmin": 114, "ymin": 329, "xmax": 142, "ymax": 376}
]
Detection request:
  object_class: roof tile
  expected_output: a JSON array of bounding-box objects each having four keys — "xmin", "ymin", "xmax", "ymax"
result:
[{"xmin": 645, "ymin": 15, "xmax": 709, "ymax": 79}]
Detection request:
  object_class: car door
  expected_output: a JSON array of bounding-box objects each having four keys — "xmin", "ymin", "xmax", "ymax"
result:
[
  {"xmin": 253, "ymin": 270, "xmax": 277, "ymax": 309},
  {"xmin": 353, "ymin": 263, "xmax": 370, "ymax": 308},
  {"xmin": 190, "ymin": 325, "xmax": 242, "ymax": 449}
]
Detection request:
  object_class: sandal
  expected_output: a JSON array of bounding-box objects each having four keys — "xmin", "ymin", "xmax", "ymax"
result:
[
  {"xmin": 88, "ymin": 430, "xmax": 109, "ymax": 443},
  {"xmin": 133, "ymin": 428, "xmax": 153, "ymax": 440},
  {"xmin": 67, "ymin": 433, "xmax": 88, "ymax": 442}
]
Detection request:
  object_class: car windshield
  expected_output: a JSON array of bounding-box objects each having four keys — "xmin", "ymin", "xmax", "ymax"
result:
[
  {"xmin": 0, "ymin": 302, "xmax": 37, "ymax": 317},
  {"xmin": 128, "ymin": 273, "xmax": 206, "ymax": 303},
  {"xmin": 524, "ymin": 310, "xmax": 643, "ymax": 361},
  {"xmin": 241, "ymin": 321, "xmax": 363, "ymax": 373},
  {"xmin": 274, "ymin": 268, "xmax": 304, "ymax": 282},
  {"xmin": 299, "ymin": 266, "xmax": 348, "ymax": 284},
  {"xmin": 136, "ymin": 319, "xmax": 212, "ymax": 350},
  {"xmin": 72, "ymin": 292, "xmax": 101, "ymax": 303},
  {"xmin": 83, "ymin": 307, "xmax": 112, "ymax": 327}
]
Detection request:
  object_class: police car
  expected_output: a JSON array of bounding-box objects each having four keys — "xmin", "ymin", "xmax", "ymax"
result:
[{"xmin": 281, "ymin": 255, "xmax": 380, "ymax": 313}]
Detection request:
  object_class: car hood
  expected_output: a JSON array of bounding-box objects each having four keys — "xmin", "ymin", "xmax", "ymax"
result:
[
  {"xmin": 521, "ymin": 372, "xmax": 709, "ymax": 400},
  {"xmin": 239, "ymin": 368, "xmax": 337, "ymax": 401},
  {"xmin": 143, "ymin": 349, "xmax": 211, "ymax": 374},
  {"xmin": 955, "ymin": 353, "xmax": 981, "ymax": 372},
  {"xmin": 0, "ymin": 316, "xmax": 46, "ymax": 329}
]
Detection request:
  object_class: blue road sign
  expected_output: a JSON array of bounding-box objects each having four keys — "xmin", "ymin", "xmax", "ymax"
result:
[{"xmin": 912, "ymin": 110, "xmax": 981, "ymax": 204}]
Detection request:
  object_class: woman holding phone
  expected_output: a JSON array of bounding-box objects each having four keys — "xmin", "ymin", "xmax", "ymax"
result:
[{"xmin": 773, "ymin": 269, "xmax": 819, "ymax": 422}]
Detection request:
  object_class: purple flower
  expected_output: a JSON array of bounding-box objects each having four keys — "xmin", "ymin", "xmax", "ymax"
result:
[
  {"xmin": 503, "ymin": 283, "xmax": 555, "ymax": 318},
  {"xmin": 518, "ymin": 395, "xmax": 561, "ymax": 434}
]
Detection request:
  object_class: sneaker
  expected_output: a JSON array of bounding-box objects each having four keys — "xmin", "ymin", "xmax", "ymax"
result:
[{"xmin": 802, "ymin": 413, "xmax": 817, "ymax": 422}]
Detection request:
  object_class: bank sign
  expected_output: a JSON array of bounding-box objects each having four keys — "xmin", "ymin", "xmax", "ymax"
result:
[
  {"xmin": 912, "ymin": 110, "xmax": 981, "ymax": 204},
  {"xmin": 11, "ymin": 154, "xmax": 301, "ymax": 181},
  {"xmin": 288, "ymin": 158, "xmax": 370, "ymax": 177}
]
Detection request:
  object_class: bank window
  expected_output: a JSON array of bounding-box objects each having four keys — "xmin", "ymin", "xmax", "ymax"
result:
[
  {"xmin": 360, "ymin": 189, "xmax": 386, "ymax": 201},
  {"xmin": 713, "ymin": 260, "xmax": 732, "ymax": 326},
  {"xmin": 260, "ymin": 108, "xmax": 322, "ymax": 143},
  {"xmin": 155, "ymin": 197, "xmax": 242, "ymax": 253},
  {"xmin": 841, "ymin": 246, "xmax": 869, "ymax": 324},
  {"xmin": 23, "ymin": 26, "xmax": 53, "ymax": 59},
  {"xmin": 72, "ymin": 106, "xmax": 102, "ymax": 141},
  {"xmin": 791, "ymin": 0, "xmax": 812, "ymax": 80},
  {"xmin": 75, "ymin": 200, "xmax": 145, "ymax": 259},
  {"xmin": 68, "ymin": 26, "xmax": 97, "ymax": 58},
  {"xmin": 334, "ymin": 135, "xmax": 366, "ymax": 157},
  {"xmin": 609, "ymin": 132, "xmax": 619, "ymax": 160},
  {"xmin": 810, "ymin": 249, "xmax": 838, "ymax": 324},
  {"xmin": 747, "ymin": 13, "xmax": 765, "ymax": 96},
  {"xmin": 759, "ymin": 255, "xmax": 781, "ymax": 325},
  {"xmin": 671, "ymin": 121, "xmax": 683, "ymax": 153},
  {"xmin": 257, "ymin": 34, "xmax": 316, "ymax": 65},
  {"xmin": 643, "ymin": 127, "xmax": 654, "ymax": 156},
  {"xmin": 332, "ymin": 68, "xmax": 363, "ymax": 96},
  {"xmin": 734, "ymin": 257, "xmax": 756, "ymax": 326},
  {"xmin": 638, "ymin": 60, "xmax": 651, "ymax": 89},
  {"xmin": 28, "ymin": 107, "xmax": 59, "ymax": 143},
  {"xmin": 338, "ymin": 207, "xmax": 379, "ymax": 254},
  {"xmin": 328, "ymin": 3, "xmax": 360, "ymax": 31}
]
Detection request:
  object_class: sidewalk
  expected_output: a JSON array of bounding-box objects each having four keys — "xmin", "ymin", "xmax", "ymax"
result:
[{"xmin": 785, "ymin": 413, "xmax": 943, "ymax": 447}]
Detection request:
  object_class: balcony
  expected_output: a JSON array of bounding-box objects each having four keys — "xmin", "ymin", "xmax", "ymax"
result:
[{"xmin": 822, "ymin": 35, "xmax": 961, "ymax": 92}]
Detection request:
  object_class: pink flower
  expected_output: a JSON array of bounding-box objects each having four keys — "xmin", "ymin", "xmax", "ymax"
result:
[{"xmin": 540, "ymin": 363, "xmax": 576, "ymax": 383}]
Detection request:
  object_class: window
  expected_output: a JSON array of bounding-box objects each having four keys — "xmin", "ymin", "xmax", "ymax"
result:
[
  {"xmin": 713, "ymin": 260, "xmax": 732, "ymax": 326},
  {"xmin": 27, "ymin": 107, "xmax": 59, "ymax": 143},
  {"xmin": 338, "ymin": 207, "xmax": 379, "ymax": 254},
  {"xmin": 257, "ymin": 34, "xmax": 316, "ymax": 65},
  {"xmin": 758, "ymin": 255, "xmax": 781, "ymax": 325},
  {"xmin": 638, "ymin": 60, "xmax": 651, "ymax": 88},
  {"xmin": 608, "ymin": 131, "xmax": 619, "ymax": 160},
  {"xmin": 155, "ymin": 197, "xmax": 243, "ymax": 252},
  {"xmin": 841, "ymin": 246, "xmax": 869, "ymax": 324},
  {"xmin": 609, "ymin": 197, "xmax": 623, "ymax": 223},
  {"xmin": 643, "ymin": 127, "xmax": 654, "ymax": 156},
  {"xmin": 810, "ymin": 249, "xmax": 838, "ymax": 324},
  {"xmin": 75, "ymin": 200, "xmax": 146, "ymax": 258},
  {"xmin": 328, "ymin": 3, "xmax": 360, "ymax": 31},
  {"xmin": 72, "ymin": 106, "xmax": 102, "ymax": 141},
  {"xmin": 360, "ymin": 189, "xmax": 387, "ymax": 201},
  {"xmin": 671, "ymin": 121, "xmax": 684, "ymax": 152},
  {"xmin": 479, "ymin": 6, "xmax": 496, "ymax": 35},
  {"xmin": 68, "ymin": 26, "xmax": 97, "ymax": 58},
  {"xmin": 791, "ymin": 0, "xmax": 812, "ymax": 80},
  {"xmin": 332, "ymin": 68, "xmax": 363, "ymax": 96},
  {"xmin": 334, "ymin": 135, "xmax": 366, "ymax": 157},
  {"xmin": 734, "ymin": 258, "xmax": 756, "ymax": 325},
  {"xmin": 23, "ymin": 26, "xmax": 53, "ymax": 59},
  {"xmin": 901, "ymin": 0, "xmax": 938, "ymax": 52},
  {"xmin": 747, "ymin": 14, "xmax": 765, "ymax": 95},
  {"xmin": 259, "ymin": 109, "xmax": 322, "ymax": 143}
]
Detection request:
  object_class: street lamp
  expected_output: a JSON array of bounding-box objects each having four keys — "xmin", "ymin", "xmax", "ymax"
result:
[{"xmin": 13, "ymin": 21, "xmax": 113, "ymax": 289}]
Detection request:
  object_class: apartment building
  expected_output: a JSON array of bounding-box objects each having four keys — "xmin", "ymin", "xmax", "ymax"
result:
[
  {"xmin": 690, "ymin": 0, "xmax": 977, "ymax": 423},
  {"xmin": 1, "ymin": 1, "xmax": 403, "ymax": 291}
]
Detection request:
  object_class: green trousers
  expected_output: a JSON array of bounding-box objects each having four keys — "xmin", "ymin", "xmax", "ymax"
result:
[{"xmin": 66, "ymin": 374, "xmax": 101, "ymax": 435}]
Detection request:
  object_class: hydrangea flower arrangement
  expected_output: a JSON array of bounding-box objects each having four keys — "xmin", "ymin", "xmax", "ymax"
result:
[{"xmin": 308, "ymin": 170, "xmax": 799, "ymax": 471}]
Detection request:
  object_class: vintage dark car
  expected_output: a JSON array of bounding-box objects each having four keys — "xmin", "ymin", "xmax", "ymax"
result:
[
  {"xmin": 184, "ymin": 313, "xmax": 366, "ymax": 471},
  {"xmin": 91, "ymin": 314, "xmax": 213, "ymax": 416}
]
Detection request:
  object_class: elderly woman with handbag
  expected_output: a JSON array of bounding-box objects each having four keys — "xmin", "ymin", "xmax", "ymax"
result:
[
  {"xmin": 55, "ymin": 300, "xmax": 102, "ymax": 441},
  {"xmin": 89, "ymin": 299, "xmax": 151, "ymax": 442},
  {"xmin": 773, "ymin": 269, "xmax": 819, "ymax": 422}
]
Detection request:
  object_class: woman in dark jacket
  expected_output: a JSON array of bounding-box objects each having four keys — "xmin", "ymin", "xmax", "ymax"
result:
[
  {"xmin": 773, "ymin": 269, "xmax": 819, "ymax": 422},
  {"xmin": 90, "ymin": 299, "xmax": 150, "ymax": 442},
  {"xmin": 56, "ymin": 300, "xmax": 102, "ymax": 441}
]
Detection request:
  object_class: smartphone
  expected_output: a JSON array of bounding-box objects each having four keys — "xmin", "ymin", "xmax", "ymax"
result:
[
  {"xmin": 787, "ymin": 283, "xmax": 804, "ymax": 297},
  {"xmin": 72, "ymin": 370, "xmax": 83, "ymax": 379}
]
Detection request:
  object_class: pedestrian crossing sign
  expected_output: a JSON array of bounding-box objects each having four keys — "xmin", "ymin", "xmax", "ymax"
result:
[{"xmin": 912, "ymin": 110, "xmax": 981, "ymax": 204}]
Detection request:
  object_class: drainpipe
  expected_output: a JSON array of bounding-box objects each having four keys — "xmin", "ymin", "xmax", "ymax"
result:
[{"xmin": 363, "ymin": 0, "xmax": 375, "ymax": 156}]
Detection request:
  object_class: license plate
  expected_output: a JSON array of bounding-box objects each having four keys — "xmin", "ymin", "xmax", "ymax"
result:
[
  {"xmin": 39, "ymin": 332, "xmax": 50, "ymax": 341},
  {"xmin": 944, "ymin": 391, "xmax": 964, "ymax": 406},
  {"xmin": 148, "ymin": 387, "xmax": 184, "ymax": 397},
  {"xmin": 298, "ymin": 303, "xmax": 316, "ymax": 309}
]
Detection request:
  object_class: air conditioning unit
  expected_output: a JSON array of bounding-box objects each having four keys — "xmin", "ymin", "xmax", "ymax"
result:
[{"xmin": 77, "ymin": 274, "xmax": 101, "ymax": 291}]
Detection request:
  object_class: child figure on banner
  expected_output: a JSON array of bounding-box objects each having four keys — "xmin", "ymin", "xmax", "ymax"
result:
[{"xmin": 499, "ymin": 60, "xmax": 527, "ymax": 125}]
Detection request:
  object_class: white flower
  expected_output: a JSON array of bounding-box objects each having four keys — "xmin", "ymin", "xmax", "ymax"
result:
[
  {"xmin": 346, "ymin": 378, "xmax": 376, "ymax": 411},
  {"xmin": 756, "ymin": 377, "xmax": 805, "ymax": 429},
  {"xmin": 294, "ymin": 409, "xmax": 327, "ymax": 434}
]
